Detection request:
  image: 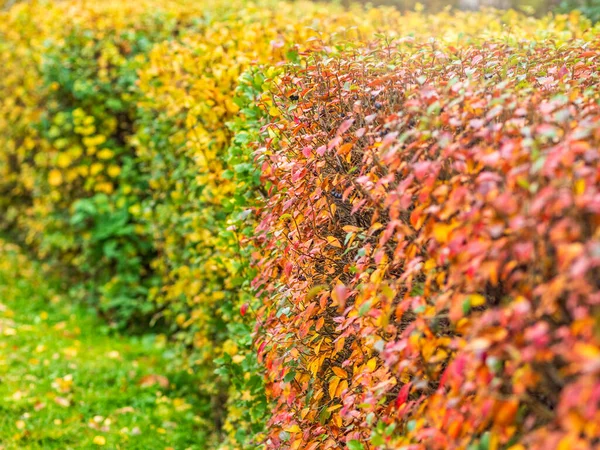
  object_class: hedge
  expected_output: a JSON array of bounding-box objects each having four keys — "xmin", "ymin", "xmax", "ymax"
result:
[
  {"xmin": 0, "ymin": 0, "xmax": 208, "ymax": 322},
  {"xmin": 251, "ymin": 19, "xmax": 600, "ymax": 450},
  {"xmin": 1, "ymin": 0, "xmax": 599, "ymax": 448}
]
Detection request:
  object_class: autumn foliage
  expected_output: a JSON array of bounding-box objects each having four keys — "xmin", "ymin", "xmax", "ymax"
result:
[
  {"xmin": 251, "ymin": 28, "xmax": 600, "ymax": 450},
  {"xmin": 1, "ymin": 0, "xmax": 599, "ymax": 448}
]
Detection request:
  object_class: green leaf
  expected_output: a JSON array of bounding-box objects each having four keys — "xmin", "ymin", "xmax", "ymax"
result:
[
  {"xmin": 284, "ymin": 370, "xmax": 296, "ymax": 383},
  {"xmin": 347, "ymin": 440, "xmax": 365, "ymax": 450}
]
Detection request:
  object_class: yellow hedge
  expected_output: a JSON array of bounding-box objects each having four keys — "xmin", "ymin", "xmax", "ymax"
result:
[{"xmin": 0, "ymin": 0, "xmax": 209, "ymax": 320}]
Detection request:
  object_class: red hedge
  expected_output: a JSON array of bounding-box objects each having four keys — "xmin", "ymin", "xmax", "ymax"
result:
[{"xmin": 251, "ymin": 40, "xmax": 600, "ymax": 449}]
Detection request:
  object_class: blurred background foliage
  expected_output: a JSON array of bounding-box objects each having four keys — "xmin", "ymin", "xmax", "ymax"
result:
[
  {"xmin": 329, "ymin": 0, "xmax": 600, "ymax": 19},
  {"xmin": 2, "ymin": 0, "xmax": 600, "ymax": 19}
]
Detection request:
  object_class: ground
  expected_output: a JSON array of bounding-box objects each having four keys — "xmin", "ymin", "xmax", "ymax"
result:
[{"xmin": 0, "ymin": 239, "xmax": 208, "ymax": 449}]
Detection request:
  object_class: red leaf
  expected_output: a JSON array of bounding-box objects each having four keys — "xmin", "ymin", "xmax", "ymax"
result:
[{"xmin": 396, "ymin": 383, "xmax": 411, "ymax": 407}]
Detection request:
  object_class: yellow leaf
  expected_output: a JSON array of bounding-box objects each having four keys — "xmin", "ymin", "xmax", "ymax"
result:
[
  {"xmin": 326, "ymin": 236, "xmax": 342, "ymax": 248},
  {"xmin": 332, "ymin": 337, "xmax": 345, "ymax": 357},
  {"xmin": 328, "ymin": 376, "xmax": 340, "ymax": 399},
  {"xmin": 424, "ymin": 258, "xmax": 436, "ymax": 271},
  {"xmin": 574, "ymin": 342, "xmax": 600, "ymax": 359},
  {"xmin": 309, "ymin": 357, "xmax": 321, "ymax": 376},
  {"xmin": 48, "ymin": 169, "xmax": 63, "ymax": 187},
  {"xmin": 107, "ymin": 165, "xmax": 121, "ymax": 178},
  {"xmin": 301, "ymin": 408, "xmax": 310, "ymax": 419},
  {"xmin": 97, "ymin": 149, "xmax": 114, "ymax": 160},
  {"xmin": 489, "ymin": 431, "xmax": 499, "ymax": 450},
  {"xmin": 332, "ymin": 412, "xmax": 342, "ymax": 427},
  {"xmin": 284, "ymin": 424, "xmax": 300, "ymax": 433},
  {"xmin": 56, "ymin": 153, "xmax": 72, "ymax": 168},
  {"xmin": 366, "ymin": 357, "xmax": 377, "ymax": 372},
  {"xmin": 469, "ymin": 294, "xmax": 486, "ymax": 307},
  {"xmin": 90, "ymin": 163, "xmax": 104, "ymax": 176},
  {"xmin": 336, "ymin": 379, "xmax": 348, "ymax": 397},
  {"xmin": 268, "ymin": 106, "xmax": 281, "ymax": 117},
  {"xmin": 432, "ymin": 222, "xmax": 456, "ymax": 243},
  {"xmin": 314, "ymin": 337, "xmax": 324, "ymax": 355},
  {"xmin": 93, "ymin": 436, "xmax": 106, "ymax": 446},
  {"xmin": 558, "ymin": 436, "xmax": 577, "ymax": 450}
]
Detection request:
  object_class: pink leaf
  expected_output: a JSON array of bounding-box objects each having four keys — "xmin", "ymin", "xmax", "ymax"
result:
[{"xmin": 337, "ymin": 118, "xmax": 354, "ymax": 136}]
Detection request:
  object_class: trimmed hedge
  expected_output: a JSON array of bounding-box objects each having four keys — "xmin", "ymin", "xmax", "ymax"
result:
[
  {"xmin": 251, "ymin": 20, "xmax": 600, "ymax": 450},
  {"xmin": 0, "ymin": 0, "xmax": 206, "ymax": 322},
  {"xmin": 132, "ymin": 3, "xmax": 421, "ymax": 444}
]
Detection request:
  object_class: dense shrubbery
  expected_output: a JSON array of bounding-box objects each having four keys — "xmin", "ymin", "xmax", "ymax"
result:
[
  {"xmin": 1, "ymin": 0, "xmax": 599, "ymax": 448},
  {"xmin": 0, "ymin": 0, "xmax": 207, "ymax": 322},
  {"xmin": 252, "ymin": 29, "xmax": 600, "ymax": 449}
]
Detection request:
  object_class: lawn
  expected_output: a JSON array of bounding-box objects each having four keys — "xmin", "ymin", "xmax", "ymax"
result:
[{"xmin": 0, "ymin": 239, "xmax": 209, "ymax": 449}]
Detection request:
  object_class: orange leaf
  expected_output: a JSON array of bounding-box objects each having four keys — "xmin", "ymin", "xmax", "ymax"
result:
[
  {"xmin": 139, "ymin": 374, "xmax": 169, "ymax": 389},
  {"xmin": 331, "ymin": 366, "xmax": 347, "ymax": 378},
  {"xmin": 328, "ymin": 376, "xmax": 340, "ymax": 399},
  {"xmin": 337, "ymin": 142, "xmax": 353, "ymax": 156},
  {"xmin": 326, "ymin": 236, "xmax": 342, "ymax": 248},
  {"xmin": 336, "ymin": 379, "xmax": 349, "ymax": 397},
  {"xmin": 332, "ymin": 412, "xmax": 342, "ymax": 428},
  {"xmin": 333, "ymin": 337, "xmax": 346, "ymax": 357}
]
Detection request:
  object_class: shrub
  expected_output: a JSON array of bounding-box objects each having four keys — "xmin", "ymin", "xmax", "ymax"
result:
[
  {"xmin": 133, "ymin": 3, "xmax": 412, "ymax": 444},
  {"xmin": 250, "ymin": 19, "xmax": 600, "ymax": 449},
  {"xmin": 0, "ymin": 0, "xmax": 205, "ymax": 324},
  {"xmin": 133, "ymin": 5, "xmax": 576, "ymax": 445},
  {"xmin": 559, "ymin": 0, "xmax": 600, "ymax": 22}
]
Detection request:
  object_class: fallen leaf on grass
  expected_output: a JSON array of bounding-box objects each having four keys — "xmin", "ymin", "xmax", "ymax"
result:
[
  {"xmin": 115, "ymin": 406, "xmax": 135, "ymax": 414},
  {"xmin": 107, "ymin": 351, "xmax": 120, "ymax": 359},
  {"xmin": 138, "ymin": 374, "xmax": 169, "ymax": 389},
  {"xmin": 54, "ymin": 396, "xmax": 70, "ymax": 407}
]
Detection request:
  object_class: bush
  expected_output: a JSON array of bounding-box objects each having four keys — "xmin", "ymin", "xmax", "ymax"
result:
[
  {"xmin": 0, "ymin": 0, "xmax": 205, "ymax": 324},
  {"xmin": 250, "ymin": 18, "xmax": 600, "ymax": 450},
  {"xmin": 559, "ymin": 0, "xmax": 600, "ymax": 22},
  {"xmin": 133, "ymin": 3, "xmax": 414, "ymax": 444}
]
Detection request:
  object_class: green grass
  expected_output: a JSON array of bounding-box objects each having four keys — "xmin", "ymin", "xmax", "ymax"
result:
[{"xmin": 0, "ymin": 239, "xmax": 210, "ymax": 449}]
